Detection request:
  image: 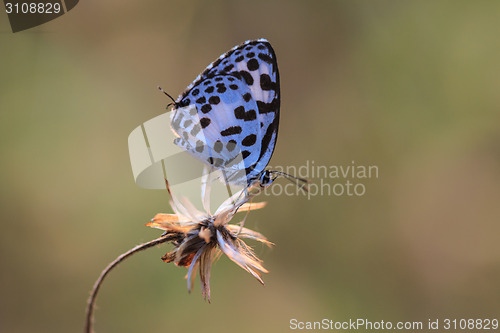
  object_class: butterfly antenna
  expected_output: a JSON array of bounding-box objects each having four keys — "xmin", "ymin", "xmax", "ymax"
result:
[
  {"xmin": 270, "ymin": 171, "xmax": 310, "ymax": 193},
  {"xmin": 158, "ymin": 86, "xmax": 178, "ymax": 108}
]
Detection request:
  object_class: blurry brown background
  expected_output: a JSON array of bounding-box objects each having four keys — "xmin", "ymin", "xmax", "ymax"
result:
[{"xmin": 1, "ymin": 1, "xmax": 500, "ymax": 332}]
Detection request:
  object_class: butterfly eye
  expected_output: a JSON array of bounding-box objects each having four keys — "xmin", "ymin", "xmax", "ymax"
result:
[
  {"xmin": 178, "ymin": 99, "xmax": 190, "ymax": 107},
  {"xmin": 260, "ymin": 171, "xmax": 273, "ymax": 187}
]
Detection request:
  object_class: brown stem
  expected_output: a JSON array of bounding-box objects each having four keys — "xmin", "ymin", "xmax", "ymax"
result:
[{"xmin": 84, "ymin": 235, "xmax": 171, "ymax": 333}]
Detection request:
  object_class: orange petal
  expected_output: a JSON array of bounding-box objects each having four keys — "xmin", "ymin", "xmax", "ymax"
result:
[
  {"xmin": 237, "ymin": 202, "xmax": 267, "ymax": 213},
  {"xmin": 151, "ymin": 213, "xmax": 180, "ymax": 223}
]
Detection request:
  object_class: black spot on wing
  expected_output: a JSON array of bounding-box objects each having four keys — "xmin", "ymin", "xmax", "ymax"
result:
[
  {"xmin": 257, "ymin": 99, "xmax": 279, "ymax": 114},
  {"xmin": 260, "ymin": 74, "xmax": 276, "ymax": 91},
  {"xmin": 216, "ymin": 84, "xmax": 226, "ymax": 93},
  {"xmin": 245, "ymin": 164, "xmax": 257, "ymax": 177},
  {"xmin": 223, "ymin": 64, "xmax": 234, "ymax": 72},
  {"xmin": 220, "ymin": 126, "xmax": 242, "ymax": 136},
  {"xmin": 234, "ymin": 106, "xmax": 257, "ymax": 121},
  {"xmin": 238, "ymin": 71, "xmax": 254, "ymax": 85},
  {"xmin": 231, "ymin": 72, "xmax": 242, "ymax": 80},
  {"xmin": 257, "ymin": 115, "xmax": 279, "ymax": 164},
  {"xmin": 201, "ymin": 104, "xmax": 212, "ymax": 113},
  {"xmin": 258, "ymin": 53, "xmax": 273, "ymax": 64},
  {"xmin": 247, "ymin": 58, "xmax": 259, "ymax": 71},
  {"xmin": 200, "ymin": 117, "xmax": 211, "ymax": 128},
  {"xmin": 233, "ymin": 106, "xmax": 245, "ymax": 119},
  {"xmin": 208, "ymin": 96, "xmax": 220, "ymax": 105},
  {"xmin": 242, "ymin": 134, "xmax": 257, "ymax": 146},
  {"xmin": 210, "ymin": 58, "xmax": 223, "ymax": 71}
]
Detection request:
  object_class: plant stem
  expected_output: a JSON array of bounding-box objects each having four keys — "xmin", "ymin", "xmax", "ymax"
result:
[{"xmin": 84, "ymin": 235, "xmax": 171, "ymax": 333}]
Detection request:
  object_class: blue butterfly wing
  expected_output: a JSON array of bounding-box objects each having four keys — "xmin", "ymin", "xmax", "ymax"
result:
[
  {"xmin": 171, "ymin": 39, "xmax": 280, "ymax": 185},
  {"xmin": 171, "ymin": 74, "xmax": 258, "ymax": 183}
]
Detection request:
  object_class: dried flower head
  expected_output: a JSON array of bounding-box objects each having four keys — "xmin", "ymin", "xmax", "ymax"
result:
[{"xmin": 147, "ymin": 176, "xmax": 272, "ymax": 302}]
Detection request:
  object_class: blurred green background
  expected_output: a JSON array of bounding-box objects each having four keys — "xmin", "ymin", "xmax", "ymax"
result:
[{"xmin": 1, "ymin": 1, "xmax": 500, "ymax": 332}]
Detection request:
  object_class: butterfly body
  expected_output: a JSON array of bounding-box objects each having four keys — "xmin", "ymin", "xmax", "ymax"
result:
[{"xmin": 170, "ymin": 39, "xmax": 280, "ymax": 186}]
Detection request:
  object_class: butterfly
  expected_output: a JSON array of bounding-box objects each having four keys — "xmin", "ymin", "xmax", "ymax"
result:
[{"xmin": 165, "ymin": 39, "xmax": 284, "ymax": 189}]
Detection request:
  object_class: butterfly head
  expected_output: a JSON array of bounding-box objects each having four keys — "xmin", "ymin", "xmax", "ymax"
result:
[
  {"xmin": 158, "ymin": 86, "xmax": 184, "ymax": 109},
  {"xmin": 257, "ymin": 170, "xmax": 310, "ymax": 192},
  {"xmin": 258, "ymin": 170, "xmax": 275, "ymax": 187}
]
